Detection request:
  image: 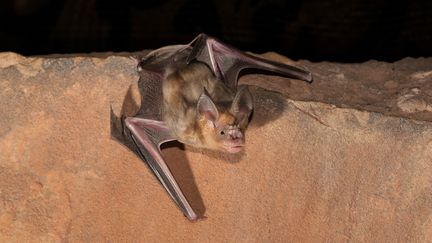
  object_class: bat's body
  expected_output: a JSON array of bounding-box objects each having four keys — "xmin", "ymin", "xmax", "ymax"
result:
[
  {"xmin": 113, "ymin": 34, "xmax": 312, "ymax": 221},
  {"xmin": 163, "ymin": 62, "xmax": 252, "ymax": 153}
]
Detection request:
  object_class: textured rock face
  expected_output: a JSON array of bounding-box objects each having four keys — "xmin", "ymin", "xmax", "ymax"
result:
[{"xmin": 1, "ymin": 52, "xmax": 431, "ymax": 242}]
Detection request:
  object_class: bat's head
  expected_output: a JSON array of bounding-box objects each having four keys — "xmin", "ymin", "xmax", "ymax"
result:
[{"xmin": 197, "ymin": 87, "xmax": 253, "ymax": 153}]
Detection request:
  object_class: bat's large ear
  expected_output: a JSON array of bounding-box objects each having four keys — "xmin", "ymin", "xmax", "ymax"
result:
[
  {"xmin": 197, "ymin": 89, "xmax": 219, "ymax": 124},
  {"xmin": 231, "ymin": 86, "xmax": 253, "ymax": 124}
]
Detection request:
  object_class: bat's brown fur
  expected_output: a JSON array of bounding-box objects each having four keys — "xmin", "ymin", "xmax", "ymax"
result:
[{"xmin": 162, "ymin": 62, "xmax": 252, "ymax": 153}]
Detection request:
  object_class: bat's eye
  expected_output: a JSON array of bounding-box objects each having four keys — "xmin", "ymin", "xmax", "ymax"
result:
[{"xmin": 220, "ymin": 130, "xmax": 225, "ymax": 135}]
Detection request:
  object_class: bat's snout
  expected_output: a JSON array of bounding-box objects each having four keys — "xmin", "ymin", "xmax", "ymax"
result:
[
  {"xmin": 220, "ymin": 126, "xmax": 245, "ymax": 153},
  {"xmin": 222, "ymin": 135, "xmax": 245, "ymax": 154}
]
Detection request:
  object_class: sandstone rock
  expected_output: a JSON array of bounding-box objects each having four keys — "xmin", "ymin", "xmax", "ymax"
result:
[
  {"xmin": 244, "ymin": 55, "xmax": 432, "ymax": 122},
  {"xmin": 0, "ymin": 52, "xmax": 431, "ymax": 242}
]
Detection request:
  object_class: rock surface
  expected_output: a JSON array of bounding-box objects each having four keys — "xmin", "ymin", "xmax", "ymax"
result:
[{"xmin": 1, "ymin": 52, "xmax": 431, "ymax": 242}]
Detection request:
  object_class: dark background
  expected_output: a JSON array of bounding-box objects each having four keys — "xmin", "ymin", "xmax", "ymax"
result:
[{"xmin": 1, "ymin": 0, "xmax": 431, "ymax": 62}]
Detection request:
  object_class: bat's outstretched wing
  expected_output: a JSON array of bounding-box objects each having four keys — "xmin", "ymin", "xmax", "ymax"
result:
[
  {"xmin": 124, "ymin": 117, "xmax": 198, "ymax": 221},
  {"xmin": 186, "ymin": 33, "xmax": 313, "ymax": 90},
  {"xmin": 115, "ymin": 47, "xmax": 201, "ymax": 221}
]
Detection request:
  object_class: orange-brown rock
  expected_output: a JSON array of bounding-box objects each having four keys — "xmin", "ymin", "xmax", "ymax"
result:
[{"xmin": 1, "ymin": 52, "xmax": 431, "ymax": 242}]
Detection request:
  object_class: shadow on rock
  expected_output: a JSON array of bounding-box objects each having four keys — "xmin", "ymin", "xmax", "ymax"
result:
[
  {"xmin": 248, "ymin": 86, "xmax": 288, "ymax": 128},
  {"xmin": 161, "ymin": 141, "xmax": 206, "ymax": 218}
]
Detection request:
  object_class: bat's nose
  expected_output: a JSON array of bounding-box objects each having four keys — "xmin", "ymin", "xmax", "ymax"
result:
[
  {"xmin": 229, "ymin": 134, "xmax": 240, "ymax": 140},
  {"xmin": 228, "ymin": 129, "xmax": 243, "ymax": 140}
]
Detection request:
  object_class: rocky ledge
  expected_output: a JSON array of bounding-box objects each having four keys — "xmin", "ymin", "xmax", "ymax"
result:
[{"xmin": 0, "ymin": 52, "xmax": 431, "ymax": 242}]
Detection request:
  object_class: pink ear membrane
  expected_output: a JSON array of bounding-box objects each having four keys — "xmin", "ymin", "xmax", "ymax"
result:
[
  {"xmin": 231, "ymin": 86, "xmax": 253, "ymax": 121},
  {"xmin": 197, "ymin": 90, "xmax": 219, "ymax": 122},
  {"xmin": 203, "ymin": 110, "xmax": 217, "ymax": 122}
]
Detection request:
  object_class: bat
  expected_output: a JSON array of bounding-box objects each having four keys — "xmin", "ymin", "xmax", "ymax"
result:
[
  {"xmin": 112, "ymin": 33, "xmax": 312, "ymax": 221},
  {"xmin": 162, "ymin": 61, "xmax": 253, "ymax": 154}
]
